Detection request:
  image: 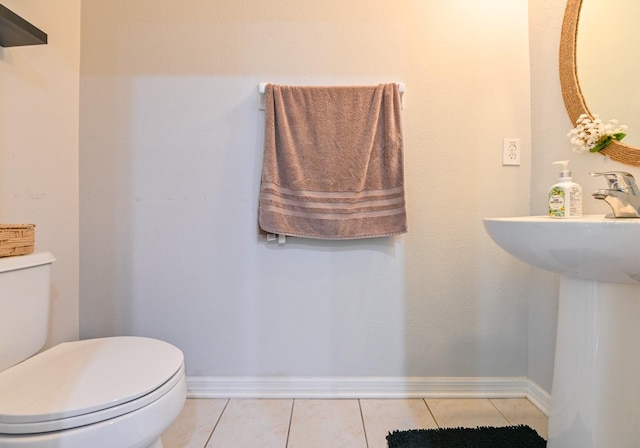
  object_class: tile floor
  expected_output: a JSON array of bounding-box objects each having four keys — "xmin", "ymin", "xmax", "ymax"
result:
[{"xmin": 162, "ymin": 398, "xmax": 548, "ymax": 448}]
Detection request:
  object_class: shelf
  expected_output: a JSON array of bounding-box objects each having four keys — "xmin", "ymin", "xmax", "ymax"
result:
[{"xmin": 0, "ymin": 4, "xmax": 47, "ymax": 47}]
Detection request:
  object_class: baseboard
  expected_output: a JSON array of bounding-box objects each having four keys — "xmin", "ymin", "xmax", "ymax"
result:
[
  {"xmin": 525, "ymin": 380, "xmax": 551, "ymax": 416},
  {"xmin": 186, "ymin": 375, "xmax": 550, "ymax": 414}
]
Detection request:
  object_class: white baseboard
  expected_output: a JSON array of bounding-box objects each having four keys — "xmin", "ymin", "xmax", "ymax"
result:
[
  {"xmin": 186, "ymin": 376, "xmax": 550, "ymax": 415},
  {"xmin": 524, "ymin": 380, "xmax": 551, "ymax": 416}
]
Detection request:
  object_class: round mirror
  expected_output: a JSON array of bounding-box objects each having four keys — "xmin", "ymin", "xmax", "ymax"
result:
[
  {"xmin": 560, "ymin": 0, "xmax": 640, "ymax": 166},
  {"xmin": 577, "ymin": 0, "xmax": 640, "ymax": 147}
]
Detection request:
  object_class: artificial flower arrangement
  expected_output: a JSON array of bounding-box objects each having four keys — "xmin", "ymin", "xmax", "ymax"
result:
[{"xmin": 567, "ymin": 113, "xmax": 627, "ymax": 153}]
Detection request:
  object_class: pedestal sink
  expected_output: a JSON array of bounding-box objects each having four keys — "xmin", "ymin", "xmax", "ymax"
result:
[{"xmin": 483, "ymin": 215, "xmax": 640, "ymax": 448}]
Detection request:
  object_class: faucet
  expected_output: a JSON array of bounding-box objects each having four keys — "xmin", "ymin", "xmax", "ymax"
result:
[{"xmin": 590, "ymin": 171, "xmax": 640, "ymax": 218}]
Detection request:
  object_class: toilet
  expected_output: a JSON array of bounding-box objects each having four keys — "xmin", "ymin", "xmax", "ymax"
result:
[{"xmin": 0, "ymin": 252, "xmax": 186, "ymax": 448}]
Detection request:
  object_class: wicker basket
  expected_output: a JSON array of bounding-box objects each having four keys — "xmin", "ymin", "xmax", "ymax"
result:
[{"xmin": 0, "ymin": 224, "xmax": 35, "ymax": 257}]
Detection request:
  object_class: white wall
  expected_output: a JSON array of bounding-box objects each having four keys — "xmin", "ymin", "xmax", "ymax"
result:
[
  {"xmin": 0, "ymin": 0, "xmax": 80, "ymax": 347},
  {"xmin": 6, "ymin": 0, "xmax": 627, "ymax": 395},
  {"xmin": 79, "ymin": 0, "xmax": 534, "ymax": 380}
]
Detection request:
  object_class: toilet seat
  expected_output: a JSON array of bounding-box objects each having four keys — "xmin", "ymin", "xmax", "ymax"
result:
[{"xmin": 0, "ymin": 336, "xmax": 184, "ymax": 435}]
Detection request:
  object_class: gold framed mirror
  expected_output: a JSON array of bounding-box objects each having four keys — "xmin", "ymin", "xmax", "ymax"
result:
[{"xmin": 560, "ymin": 0, "xmax": 640, "ymax": 166}]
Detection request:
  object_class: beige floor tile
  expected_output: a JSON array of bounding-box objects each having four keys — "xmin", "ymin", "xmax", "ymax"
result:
[
  {"xmin": 426, "ymin": 398, "xmax": 509, "ymax": 428},
  {"xmin": 162, "ymin": 398, "xmax": 228, "ymax": 448},
  {"xmin": 491, "ymin": 398, "xmax": 549, "ymax": 440},
  {"xmin": 361, "ymin": 399, "xmax": 437, "ymax": 448},
  {"xmin": 165, "ymin": 397, "xmax": 548, "ymax": 448},
  {"xmin": 205, "ymin": 399, "xmax": 292, "ymax": 448},
  {"xmin": 287, "ymin": 399, "xmax": 368, "ymax": 448}
]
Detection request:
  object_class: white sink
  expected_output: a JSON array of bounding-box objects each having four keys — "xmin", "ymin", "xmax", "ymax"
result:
[
  {"xmin": 483, "ymin": 215, "xmax": 640, "ymax": 284},
  {"xmin": 483, "ymin": 215, "xmax": 640, "ymax": 448}
]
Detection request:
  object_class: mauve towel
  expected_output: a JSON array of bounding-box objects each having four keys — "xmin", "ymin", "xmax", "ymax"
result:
[{"xmin": 258, "ymin": 83, "xmax": 407, "ymax": 239}]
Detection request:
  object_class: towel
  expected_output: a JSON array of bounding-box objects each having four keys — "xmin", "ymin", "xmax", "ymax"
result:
[{"xmin": 258, "ymin": 83, "xmax": 407, "ymax": 239}]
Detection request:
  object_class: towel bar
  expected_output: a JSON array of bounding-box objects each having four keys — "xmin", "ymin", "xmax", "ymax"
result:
[{"xmin": 258, "ymin": 82, "xmax": 405, "ymax": 110}]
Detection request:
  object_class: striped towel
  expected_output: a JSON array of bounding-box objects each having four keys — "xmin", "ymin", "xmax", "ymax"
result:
[{"xmin": 258, "ymin": 83, "xmax": 407, "ymax": 239}]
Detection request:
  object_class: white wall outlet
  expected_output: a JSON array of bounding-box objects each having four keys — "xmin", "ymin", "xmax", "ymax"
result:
[{"xmin": 502, "ymin": 138, "xmax": 521, "ymax": 166}]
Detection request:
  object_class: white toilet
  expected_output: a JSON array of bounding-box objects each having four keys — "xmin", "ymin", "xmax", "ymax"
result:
[{"xmin": 0, "ymin": 252, "xmax": 187, "ymax": 448}]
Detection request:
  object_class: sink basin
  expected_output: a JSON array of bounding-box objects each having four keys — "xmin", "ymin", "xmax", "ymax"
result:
[
  {"xmin": 483, "ymin": 215, "xmax": 640, "ymax": 284},
  {"xmin": 483, "ymin": 214, "xmax": 640, "ymax": 448}
]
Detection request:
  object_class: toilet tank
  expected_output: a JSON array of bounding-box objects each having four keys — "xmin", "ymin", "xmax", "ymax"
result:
[{"xmin": 0, "ymin": 252, "xmax": 55, "ymax": 372}]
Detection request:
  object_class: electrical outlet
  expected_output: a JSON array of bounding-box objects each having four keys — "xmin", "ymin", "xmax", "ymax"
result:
[{"xmin": 502, "ymin": 138, "xmax": 521, "ymax": 166}]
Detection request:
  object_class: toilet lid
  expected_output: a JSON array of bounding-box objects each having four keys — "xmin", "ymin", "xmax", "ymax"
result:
[{"xmin": 0, "ymin": 336, "xmax": 184, "ymax": 426}]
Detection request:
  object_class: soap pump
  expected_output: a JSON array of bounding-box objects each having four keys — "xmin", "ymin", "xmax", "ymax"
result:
[{"xmin": 549, "ymin": 160, "xmax": 582, "ymax": 218}]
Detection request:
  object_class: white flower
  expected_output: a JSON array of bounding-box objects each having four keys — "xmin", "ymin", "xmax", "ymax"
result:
[{"xmin": 567, "ymin": 114, "xmax": 627, "ymax": 153}]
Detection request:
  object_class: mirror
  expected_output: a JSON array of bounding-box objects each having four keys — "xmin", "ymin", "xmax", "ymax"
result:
[
  {"xmin": 560, "ymin": 0, "xmax": 640, "ymax": 166},
  {"xmin": 577, "ymin": 0, "xmax": 640, "ymax": 147}
]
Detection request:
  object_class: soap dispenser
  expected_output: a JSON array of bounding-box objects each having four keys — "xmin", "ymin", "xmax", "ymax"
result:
[{"xmin": 549, "ymin": 160, "xmax": 582, "ymax": 218}]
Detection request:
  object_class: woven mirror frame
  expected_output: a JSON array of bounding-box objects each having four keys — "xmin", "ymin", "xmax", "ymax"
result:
[{"xmin": 560, "ymin": 0, "xmax": 640, "ymax": 166}]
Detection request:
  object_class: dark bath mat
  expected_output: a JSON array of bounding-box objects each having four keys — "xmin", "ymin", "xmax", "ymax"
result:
[{"xmin": 387, "ymin": 425, "xmax": 546, "ymax": 448}]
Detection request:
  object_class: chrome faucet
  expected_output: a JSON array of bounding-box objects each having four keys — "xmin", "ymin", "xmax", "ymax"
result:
[{"xmin": 590, "ymin": 171, "xmax": 640, "ymax": 218}]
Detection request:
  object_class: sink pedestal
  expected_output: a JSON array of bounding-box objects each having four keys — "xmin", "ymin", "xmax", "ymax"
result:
[
  {"xmin": 483, "ymin": 216, "xmax": 640, "ymax": 447},
  {"xmin": 549, "ymin": 277, "xmax": 640, "ymax": 447}
]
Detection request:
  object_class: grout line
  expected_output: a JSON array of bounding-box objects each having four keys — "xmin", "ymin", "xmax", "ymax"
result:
[
  {"xmin": 284, "ymin": 399, "xmax": 295, "ymax": 448},
  {"xmin": 488, "ymin": 399, "xmax": 512, "ymax": 425},
  {"xmin": 358, "ymin": 399, "xmax": 370, "ymax": 448},
  {"xmin": 202, "ymin": 398, "xmax": 230, "ymax": 448},
  {"xmin": 422, "ymin": 398, "xmax": 441, "ymax": 428}
]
